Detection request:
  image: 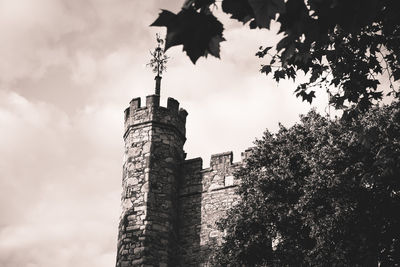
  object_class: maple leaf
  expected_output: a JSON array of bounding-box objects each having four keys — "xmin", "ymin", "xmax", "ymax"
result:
[
  {"xmin": 151, "ymin": 9, "xmax": 225, "ymax": 63},
  {"xmin": 260, "ymin": 65, "xmax": 272, "ymax": 75},
  {"xmin": 296, "ymin": 90, "xmax": 315, "ymax": 104}
]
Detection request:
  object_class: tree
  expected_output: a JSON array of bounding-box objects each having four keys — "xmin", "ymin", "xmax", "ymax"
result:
[
  {"xmin": 211, "ymin": 102, "xmax": 400, "ymax": 266},
  {"xmin": 151, "ymin": 0, "xmax": 400, "ymax": 111}
]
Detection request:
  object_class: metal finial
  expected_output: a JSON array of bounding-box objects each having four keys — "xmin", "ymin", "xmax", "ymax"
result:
[{"xmin": 147, "ymin": 33, "xmax": 169, "ymax": 96}]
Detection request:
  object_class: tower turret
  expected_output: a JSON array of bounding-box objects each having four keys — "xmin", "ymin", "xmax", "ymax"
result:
[{"xmin": 116, "ymin": 94, "xmax": 188, "ymax": 266}]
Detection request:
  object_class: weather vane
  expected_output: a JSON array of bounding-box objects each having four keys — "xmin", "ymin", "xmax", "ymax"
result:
[{"xmin": 147, "ymin": 33, "xmax": 169, "ymax": 96}]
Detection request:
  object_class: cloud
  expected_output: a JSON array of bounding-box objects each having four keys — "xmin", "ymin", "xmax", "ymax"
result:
[
  {"xmin": 0, "ymin": 89, "xmax": 121, "ymax": 266},
  {"xmin": 0, "ymin": 0, "xmax": 179, "ymax": 111},
  {"xmin": 0, "ymin": 91, "xmax": 70, "ymax": 219},
  {"xmin": 0, "ymin": 0, "xmax": 83, "ymax": 84}
]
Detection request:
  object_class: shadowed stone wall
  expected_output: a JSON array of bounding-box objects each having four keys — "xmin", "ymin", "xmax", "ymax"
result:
[
  {"xmin": 178, "ymin": 150, "xmax": 253, "ymax": 266},
  {"xmin": 116, "ymin": 95, "xmax": 187, "ymax": 267},
  {"xmin": 116, "ymin": 95, "xmax": 252, "ymax": 266}
]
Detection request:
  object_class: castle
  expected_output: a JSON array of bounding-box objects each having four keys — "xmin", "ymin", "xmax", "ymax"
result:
[{"xmin": 116, "ymin": 91, "xmax": 252, "ymax": 266}]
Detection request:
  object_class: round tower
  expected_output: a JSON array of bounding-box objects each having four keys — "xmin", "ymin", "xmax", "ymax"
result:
[{"xmin": 116, "ymin": 94, "xmax": 188, "ymax": 266}]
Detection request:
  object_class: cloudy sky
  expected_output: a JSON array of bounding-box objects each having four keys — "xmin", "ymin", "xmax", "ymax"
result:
[{"xmin": 0, "ymin": 1, "xmax": 332, "ymax": 266}]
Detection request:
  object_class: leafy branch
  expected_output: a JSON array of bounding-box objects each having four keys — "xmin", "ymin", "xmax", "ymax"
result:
[{"xmin": 151, "ymin": 0, "xmax": 400, "ymax": 112}]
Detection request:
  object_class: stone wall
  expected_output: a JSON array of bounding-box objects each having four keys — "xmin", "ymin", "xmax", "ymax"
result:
[
  {"xmin": 116, "ymin": 95, "xmax": 253, "ymax": 266},
  {"xmin": 177, "ymin": 150, "xmax": 253, "ymax": 266},
  {"xmin": 117, "ymin": 95, "xmax": 187, "ymax": 267}
]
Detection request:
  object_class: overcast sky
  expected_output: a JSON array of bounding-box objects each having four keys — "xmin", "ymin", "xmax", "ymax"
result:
[{"xmin": 0, "ymin": 1, "xmax": 332, "ymax": 266}]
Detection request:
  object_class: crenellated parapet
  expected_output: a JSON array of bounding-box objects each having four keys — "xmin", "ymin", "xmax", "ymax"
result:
[
  {"xmin": 179, "ymin": 148, "xmax": 254, "ymax": 195},
  {"xmin": 117, "ymin": 91, "xmax": 257, "ymax": 266},
  {"xmin": 177, "ymin": 148, "xmax": 254, "ymax": 265},
  {"xmin": 124, "ymin": 95, "xmax": 188, "ymax": 140}
]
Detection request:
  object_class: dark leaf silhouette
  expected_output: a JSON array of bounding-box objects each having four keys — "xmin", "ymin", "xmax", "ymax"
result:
[{"xmin": 151, "ymin": 9, "xmax": 225, "ymax": 63}]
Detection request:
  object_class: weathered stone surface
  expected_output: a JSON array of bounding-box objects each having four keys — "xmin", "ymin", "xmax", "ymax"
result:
[
  {"xmin": 117, "ymin": 95, "xmax": 250, "ymax": 267},
  {"xmin": 116, "ymin": 96, "xmax": 187, "ymax": 267},
  {"xmin": 177, "ymin": 151, "xmax": 243, "ymax": 266}
]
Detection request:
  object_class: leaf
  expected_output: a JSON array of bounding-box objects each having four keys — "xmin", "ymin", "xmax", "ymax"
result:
[
  {"xmin": 281, "ymin": 43, "xmax": 295, "ymax": 66},
  {"xmin": 296, "ymin": 90, "xmax": 315, "ymax": 104},
  {"xmin": 222, "ymin": 0, "xmax": 254, "ymax": 24},
  {"xmin": 151, "ymin": 9, "xmax": 224, "ymax": 64},
  {"xmin": 151, "ymin": 10, "xmax": 176, "ymax": 27},
  {"xmin": 276, "ymin": 36, "xmax": 292, "ymax": 52},
  {"xmin": 260, "ymin": 65, "xmax": 272, "ymax": 75},
  {"xmin": 208, "ymin": 35, "xmax": 225, "ymax": 58},
  {"xmin": 255, "ymin": 46, "xmax": 272, "ymax": 58},
  {"xmin": 151, "ymin": 10, "xmax": 184, "ymax": 50},
  {"xmin": 307, "ymin": 90, "xmax": 316, "ymax": 103},
  {"xmin": 183, "ymin": 0, "xmax": 215, "ymax": 9},
  {"xmin": 285, "ymin": 66, "xmax": 296, "ymax": 80},
  {"xmin": 273, "ymin": 69, "xmax": 286, "ymax": 82},
  {"xmin": 248, "ymin": 0, "xmax": 285, "ymax": 29},
  {"xmin": 277, "ymin": 0, "xmax": 308, "ymax": 34},
  {"xmin": 295, "ymin": 83, "xmax": 307, "ymax": 93},
  {"xmin": 264, "ymin": 46, "xmax": 273, "ymax": 53}
]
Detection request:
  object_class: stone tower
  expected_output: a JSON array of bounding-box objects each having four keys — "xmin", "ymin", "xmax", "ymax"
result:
[{"xmin": 116, "ymin": 94, "xmax": 188, "ymax": 266}]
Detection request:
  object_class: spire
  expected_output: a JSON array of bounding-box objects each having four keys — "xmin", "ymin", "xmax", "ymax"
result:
[{"xmin": 147, "ymin": 33, "xmax": 169, "ymax": 96}]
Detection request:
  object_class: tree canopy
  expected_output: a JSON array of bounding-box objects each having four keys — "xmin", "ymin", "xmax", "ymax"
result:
[
  {"xmin": 151, "ymin": 0, "xmax": 400, "ymax": 111},
  {"xmin": 212, "ymin": 102, "xmax": 400, "ymax": 266}
]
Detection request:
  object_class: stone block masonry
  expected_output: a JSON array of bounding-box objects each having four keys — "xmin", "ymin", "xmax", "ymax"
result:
[{"xmin": 116, "ymin": 95, "xmax": 253, "ymax": 267}]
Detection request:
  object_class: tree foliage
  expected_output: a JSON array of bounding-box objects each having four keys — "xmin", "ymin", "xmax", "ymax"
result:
[
  {"xmin": 152, "ymin": 0, "xmax": 400, "ymax": 111},
  {"xmin": 213, "ymin": 102, "xmax": 400, "ymax": 266}
]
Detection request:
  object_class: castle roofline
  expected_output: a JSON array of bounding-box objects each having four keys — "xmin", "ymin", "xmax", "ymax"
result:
[{"xmin": 123, "ymin": 95, "xmax": 188, "ymax": 139}]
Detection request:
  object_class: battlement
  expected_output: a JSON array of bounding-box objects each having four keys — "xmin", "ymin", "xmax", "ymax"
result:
[
  {"xmin": 241, "ymin": 148, "xmax": 254, "ymax": 162},
  {"xmin": 177, "ymin": 149, "xmax": 251, "ymax": 265},
  {"xmin": 210, "ymin": 151, "xmax": 233, "ymax": 169},
  {"xmin": 118, "ymin": 91, "xmax": 258, "ymax": 266},
  {"xmin": 183, "ymin": 148, "xmax": 255, "ymax": 172},
  {"xmin": 123, "ymin": 95, "xmax": 188, "ymax": 139},
  {"xmin": 179, "ymin": 148, "xmax": 254, "ymax": 197}
]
